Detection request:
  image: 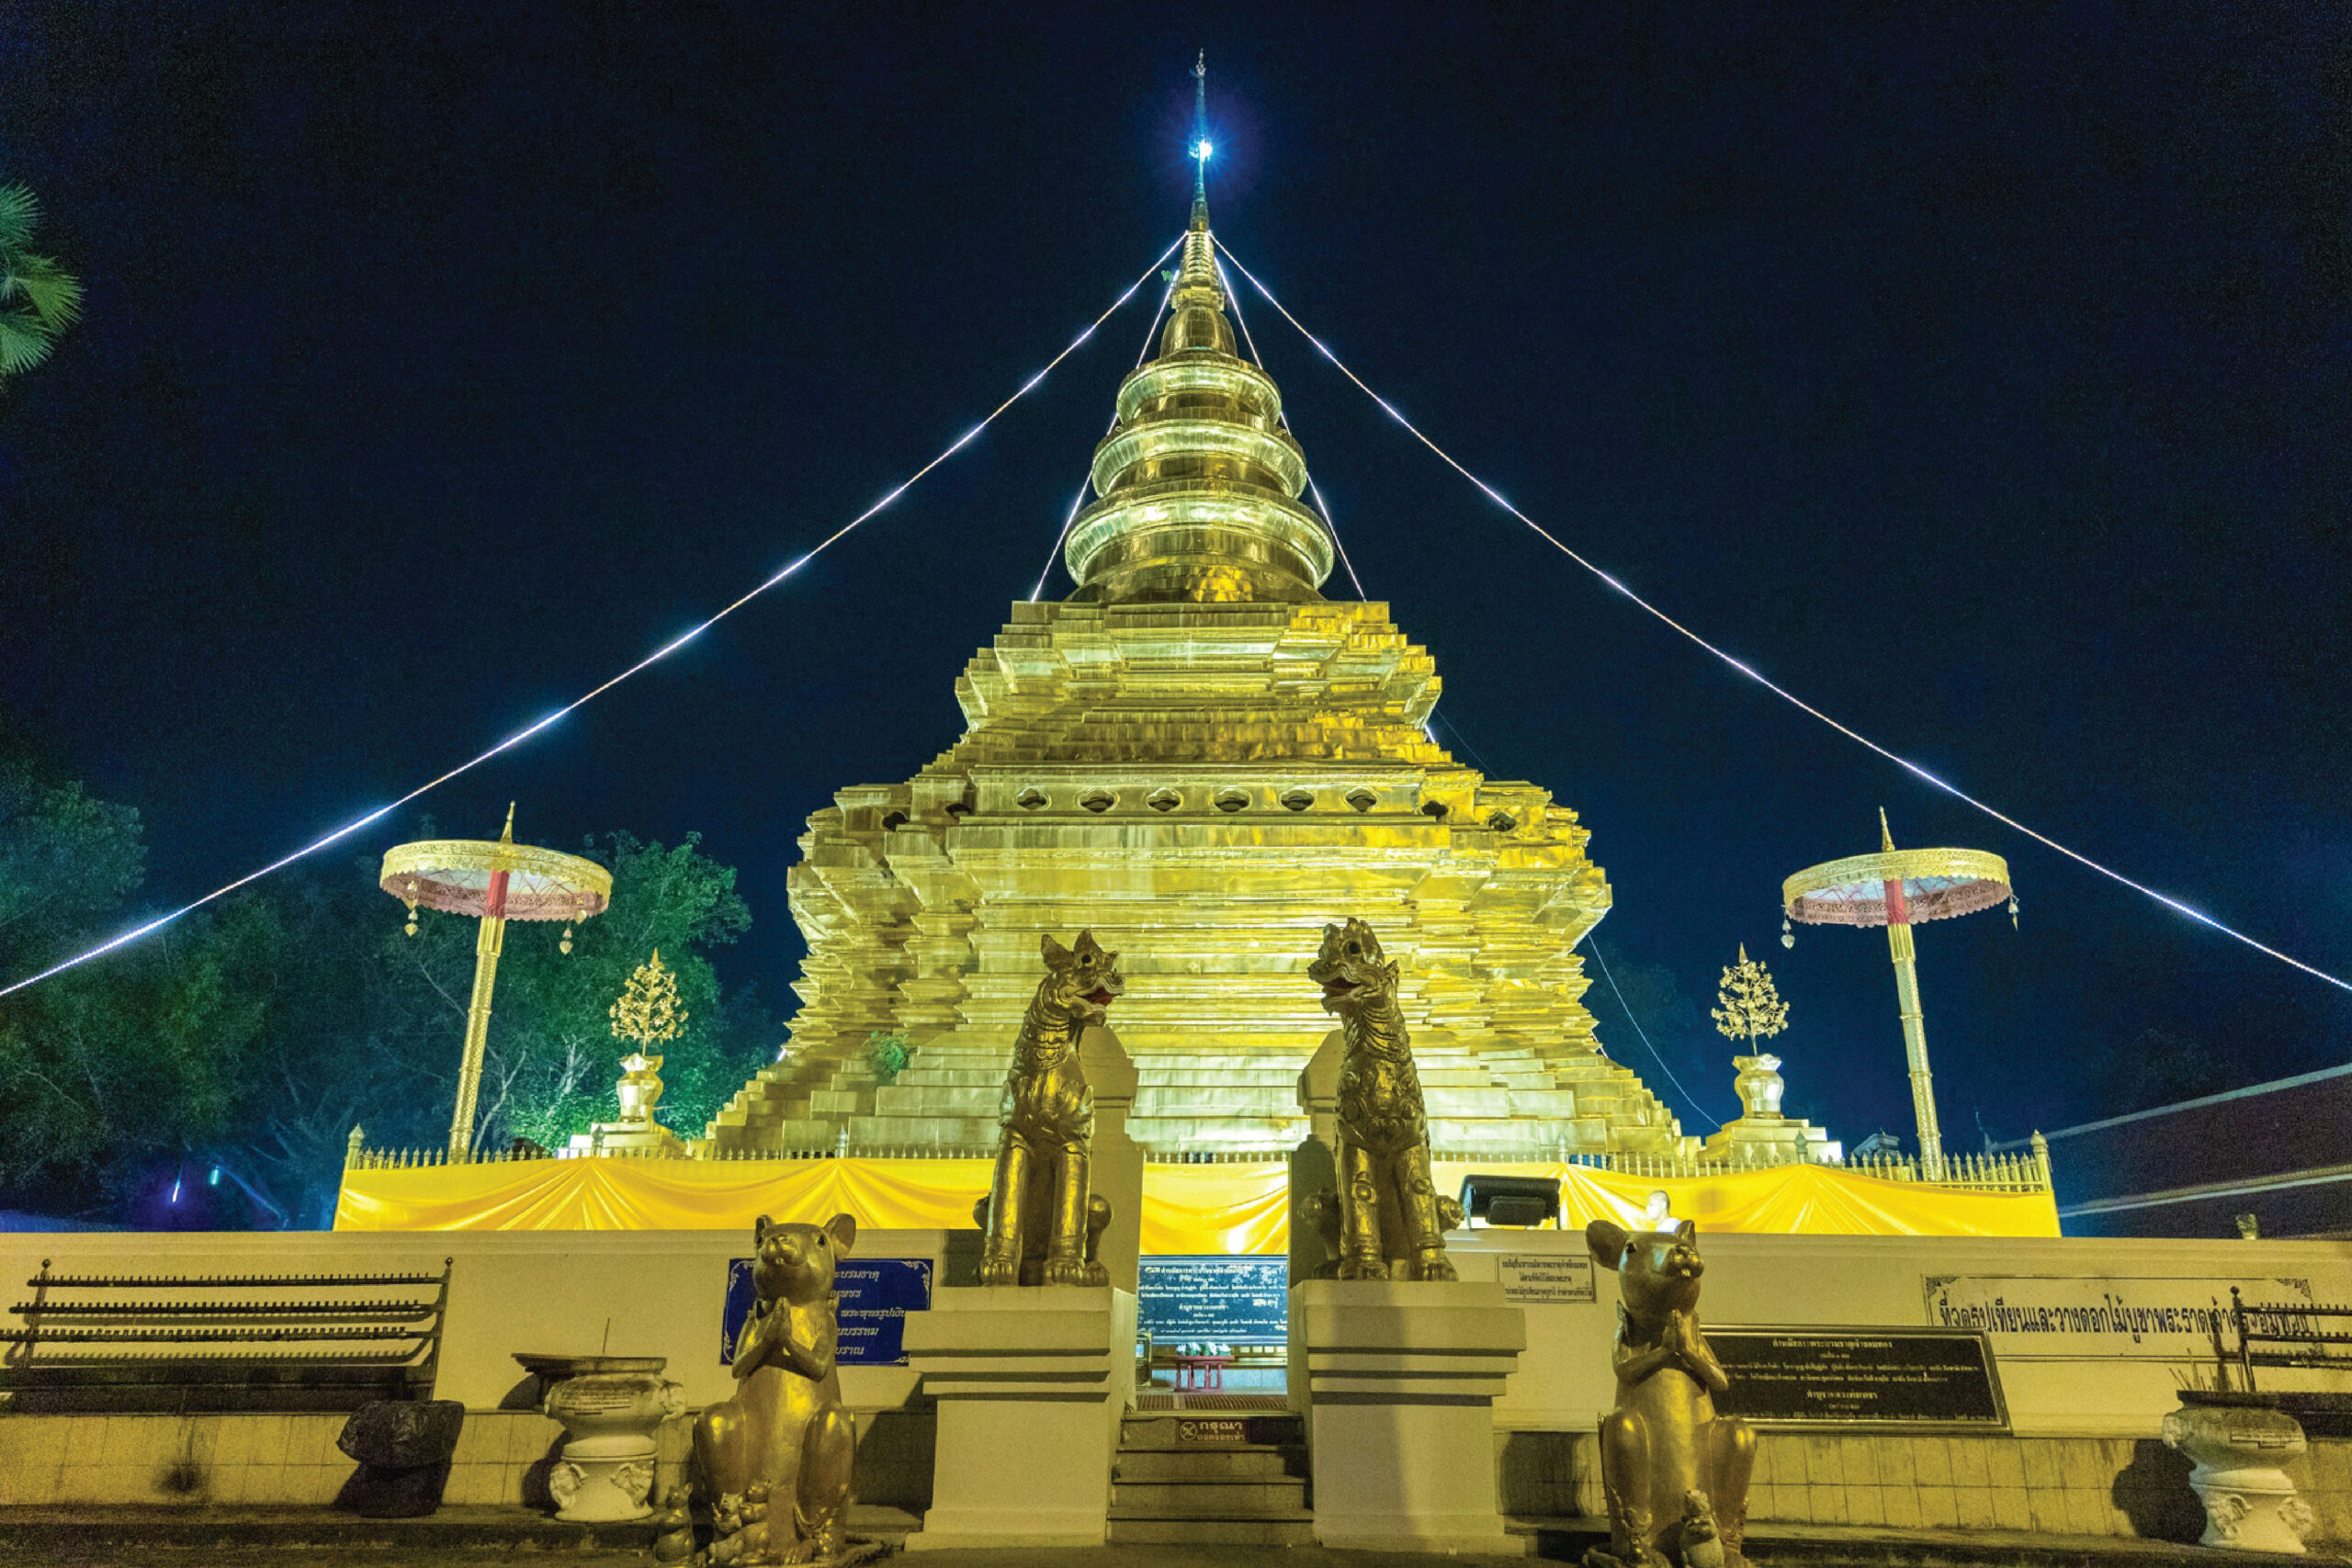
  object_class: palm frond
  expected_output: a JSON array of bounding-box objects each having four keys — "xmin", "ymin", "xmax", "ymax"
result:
[
  {"xmin": 0, "ymin": 310, "xmax": 59, "ymax": 375},
  {"xmin": 6, "ymin": 263, "xmax": 82, "ymax": 329},
  {"xmin": 0, "ymin": 184, "xmax": 39, "ymax": 250}
]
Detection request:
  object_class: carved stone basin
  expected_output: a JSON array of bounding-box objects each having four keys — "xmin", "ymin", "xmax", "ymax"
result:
[
  {"xmin": 514, "ymin": 1352, "xmax": 684, "ymax": 1522},
  {"xmin": 2165, "ymin": 1392, "xmax": 2312, "ymax": 1555}
]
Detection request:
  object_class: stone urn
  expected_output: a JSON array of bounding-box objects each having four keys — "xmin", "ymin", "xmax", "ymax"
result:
[
  {"xmin": 2164, "ymin": 1392, "xmax": 2314, "ymax": 1554},
  {"xmin": 515, "ymin": 1352, "xmax": 685, "ymax": 1523}
]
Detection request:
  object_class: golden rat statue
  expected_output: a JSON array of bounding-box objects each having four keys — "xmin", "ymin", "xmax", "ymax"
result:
[
  {"xmin": 1308, "ymin": 919, "xmax": 1454, "ymax": 1281},
  {"xmin": 978, "ymin": 931, "xmax": 1124, "ymax": 1287},
  {"xmin": 693, "ymin": 1213, "xmax": 858, "ymax": 1565},
  {"xmin": 1585, "ymin": 1217, "xmax": 1755, "ymax": 1568}
]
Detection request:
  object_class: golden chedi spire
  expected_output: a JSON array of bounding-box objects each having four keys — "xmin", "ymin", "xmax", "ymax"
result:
[{"xmin": 1062, "ymin": 56, "xmax": 1337, "ymax": 605}]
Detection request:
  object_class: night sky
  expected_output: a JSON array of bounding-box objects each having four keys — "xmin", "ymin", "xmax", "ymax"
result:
[{"xmin": 4, "ymin": 5, "xmax": 2346, "ymax": 1151}]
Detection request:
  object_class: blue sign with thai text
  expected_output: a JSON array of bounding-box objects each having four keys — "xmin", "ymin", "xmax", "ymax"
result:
[
  {"xmin": 722, "ymin": 1257, "xmax": 933, "ymax": 1367},
  {"xmin": 1138, "ymin": 1255, "xmax": 1288, "ymax": 1347}
]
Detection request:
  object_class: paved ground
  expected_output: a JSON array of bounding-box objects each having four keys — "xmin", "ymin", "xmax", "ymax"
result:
[
  {"xmin": 11, "ymin": 1544, "xmax": 2338, "ymax": 1568},
  {"xmin": 1, "ymin": 1509, "xmax": 2328, "ymax": 1567},
  {"xmin": 7, "ymin": 1550, "xmax": 1532, "ymax": 1568}
]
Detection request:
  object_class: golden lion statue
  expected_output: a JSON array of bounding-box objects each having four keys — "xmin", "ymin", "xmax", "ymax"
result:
[
  {"xmin": 1309, "ymin": 919, "xmax": 1454, "ymax": 1281},
  {"xmin": 978, "ymin": 931, "xmax": 1124, "ymax": 1287}
]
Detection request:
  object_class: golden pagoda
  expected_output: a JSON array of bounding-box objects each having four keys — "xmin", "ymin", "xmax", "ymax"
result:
[{"xmin": 706, "ymin": 176, "xmax": 1692, "ymax": 1158}]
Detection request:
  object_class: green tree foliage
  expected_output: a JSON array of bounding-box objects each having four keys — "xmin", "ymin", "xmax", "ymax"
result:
[
  {"xmin": 0, "ymin": 761, "xmax": 266, "ymax": 1213},
  {"xmin": 379, "ymin": 831, "xmax": 762, "ymax": 1154},
  {"xmin": 0, "ymin": 184, "xmax": 83, "ymax": 379},
  {"xmin": 0, "ymin": 761, "xmax": 773, "ymax": 1226},
  {"xmin": 865, "ymin": 1031, "xmax": 911, "ymax": 1085}
]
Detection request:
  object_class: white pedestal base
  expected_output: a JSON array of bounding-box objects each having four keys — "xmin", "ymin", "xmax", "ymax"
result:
[
  {"xmin": 902, "ymin": 1284, "xmax": 1136, "ymax": 1551},
  {"xmin": 1293, "ymin": 1279, "xmax": 1527, "ymax": 1556},
  {"xmin": 537, "ymin": 1365, "xmax": 684, "ymax": 1523},
  {"xmin": 2165, "ymin": 1400, "xmax": 2314, "ymax": 1554}
]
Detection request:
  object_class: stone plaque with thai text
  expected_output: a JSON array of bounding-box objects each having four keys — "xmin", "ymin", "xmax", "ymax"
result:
[
  {"xmin": 1139, "ymin": 1256, "xmax": 1288, "ymax": 1346},
  {"xmin": 1708, "ymin": 1326, "xmax": 2007, "ymax": 1430},
  {"xmin": 1497, "ymin": 1251, "xmax": 1597, "ymax": 1304},
  {"xmin": 721, "ymin": 1257, "xmax": 933, "ymax": 1367}
]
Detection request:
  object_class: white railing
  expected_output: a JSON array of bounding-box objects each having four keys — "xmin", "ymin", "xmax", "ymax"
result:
[
  {"xmin": 345, "ymin": 1128, "xmax": 2052, "ymax": 1193},
  {"xmin": 1568, "ymin": 1142, "xmax": 2052, "ymax": 1194}
]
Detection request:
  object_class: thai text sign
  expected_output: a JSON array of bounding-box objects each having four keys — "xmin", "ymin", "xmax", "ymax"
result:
[
  {"xmin": 1920, "ymin": 1274, "xmax": 2315, "ymax": 1360},
  {"xmin": 1138, "ymin": 1256, "xmax": 1287, "ymax": 1346},
  {"xmin": 1710, "ymin": 1327, "xmax": 2007, "ymax": 1429},
  {"xmin": 722, "ymin": 1257, "xmax": 933, "ymax": 1368},
  {"xmin": 1497, "ymin": 1252, "xmax": 1597, "ymax": 1304}
]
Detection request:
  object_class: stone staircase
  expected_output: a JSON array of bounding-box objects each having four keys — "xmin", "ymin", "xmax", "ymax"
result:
[
  {"xmin": 707, "ymin": 1029, "xmax": 1699, "ymax": 1160},
  {"xmin": 1106, "ymin": 1411, "xmax": 1314, "ymax": 1546}
]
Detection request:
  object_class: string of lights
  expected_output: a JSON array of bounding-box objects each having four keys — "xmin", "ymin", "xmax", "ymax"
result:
[
  {"xmin": 0, "ymin": 236, "xmax": 1186, "ymax": 1002},
  {"xmin": 1583, "ymin": 935, "xmax": 1727, "ymax": 1131},
  {"xmin": 1213, "ymin": 236, "xmax": 2352, "ymax": 998},
  {"xmin": 1027, "ymin": 275, "xmax": 1176, "ymax": 603},
  {"xmin": 1216, "ymin": 255, "xmax": 1371, "ymax": 601}
]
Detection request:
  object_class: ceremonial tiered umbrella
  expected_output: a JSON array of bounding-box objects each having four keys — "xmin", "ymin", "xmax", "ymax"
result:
[
  {"xmin": 1782, "ymin": 810, "xmax": 2014, "ymax": 1181},
  {"xmin": 381, "ymin": 806, "xmax": 613, "ymax": 1159}
]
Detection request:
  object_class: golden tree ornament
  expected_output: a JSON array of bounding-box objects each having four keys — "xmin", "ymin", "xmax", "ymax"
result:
[
  {"xmin": 609, "ymin": 950, "xmax": 688, "ymax": 1050},
  {"xmin": 1712, "ymin": 943, "xmax": 1791, "ymax": 1051}
]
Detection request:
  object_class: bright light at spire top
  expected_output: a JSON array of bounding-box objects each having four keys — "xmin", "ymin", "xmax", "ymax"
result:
[{"xmin": 1195, "ymin": 140, "xmax": 1213, "ymax": 163}]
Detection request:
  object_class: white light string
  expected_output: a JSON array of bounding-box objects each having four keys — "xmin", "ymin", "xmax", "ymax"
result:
[
  {"xmin": 0, "ymin": 236, "xmax": 1187, "ymax": 1001},
  {"xmin": 1253, "ymin": 250, "xmax": 1724, "ymax": 1125},
  {"xmin": 1216, "ymin": 254, "xmax": 1371, "ymax": 600},
  {"xmin": 1027, "ymin": 274, "xmax": 1176, "ymax": 602},
  {"xmin": 1243, "ymin": 253, "xmax": 1726, "ymax": 1127},
  {"xmin": 1583, "ymin": 935, "xmax": 1727, "ymax": 1131},
  {"xmin": 1214, "ymin": 236, "xmax": 2352, "ymax": 998}
]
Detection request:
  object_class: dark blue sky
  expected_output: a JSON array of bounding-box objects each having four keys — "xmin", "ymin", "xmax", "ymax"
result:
[{"xmin": 3, "ymin": 4, "xmax": 2346, "ymax": 1150}]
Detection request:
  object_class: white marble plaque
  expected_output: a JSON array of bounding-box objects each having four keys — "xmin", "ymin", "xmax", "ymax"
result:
[{"xmin": 1497, "ymin": 1251, "xmax": 1596, "ymax": 1304}]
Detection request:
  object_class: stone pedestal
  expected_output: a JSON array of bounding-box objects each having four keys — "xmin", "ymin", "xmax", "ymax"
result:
[
  {"xmin": 1078, "ymin": 1025, "xmax": 1142, "ymax": 1293},
  {"xmin": 1287, "ymin": 1032, "xmax": 1344, "ymax": 1290},
  {"xmin": 1292, "ymin": 1279, "xmax": 1527, "ymax": 1555},
  {"xmin": 2164, "ymin": 1395, "xmax": 2314, "ymax": 1554},
  {"xmin": 517, "ymin": 1353, "xmax": 684, "ymax": 1523},
  {"xmin": 566, "ymin": 1118, "xmax": 684, "ymax": 1155},
  {"xmin": 903, "ymin": 1285, "xmax": 1136, "ymax": 1550}
]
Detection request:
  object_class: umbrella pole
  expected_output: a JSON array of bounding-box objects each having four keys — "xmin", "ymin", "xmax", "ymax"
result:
[
  {"xmin": 1882, "ymin": 882, "xmax": 1945, "ymax": 1181},
  {"xmin": 448, "ymin": 867, "xmax": 511, "ymax": 1161}
]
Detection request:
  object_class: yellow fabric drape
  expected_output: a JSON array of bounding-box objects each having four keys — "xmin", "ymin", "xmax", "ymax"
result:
[
  {"xmin": 334, "ymin": 1157, "xmax": 998, "ymax": 1234},
  {"xmin": 1136, "ymin": 1163, "xmax": 1295, "ymax": 1256},
  {"xmin": 336, "ymin": 1156, "xmax": 2056, "ymax": 1244},
  {"xmin": 1511, "ymin": 1161, "xmax": 2060, "ymax": 1240}
]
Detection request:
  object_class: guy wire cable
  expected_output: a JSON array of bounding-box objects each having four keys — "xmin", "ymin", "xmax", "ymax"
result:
[
  {"xmin": 1028, "ymin": 272, "xmax": 1176, "ymax": 602},
  {"xmin": 2, "ymin": 234, "xmax": 1187, "ymax": 999},
  {"xmin": 1583, "ymin": 934, "xmax": 1728, "ymax": 1132},
  {"xmin": 1216, "ymin": 254, "xmax": 1370, "ymax": 600},
  {"xmin": 1213, "ymin": 234, "xmax": 2352, "ymax": 998}
]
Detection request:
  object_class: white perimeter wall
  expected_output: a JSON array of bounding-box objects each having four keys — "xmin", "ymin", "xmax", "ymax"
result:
[
  {"xmin": 7, "ymin": 1227, "xmax": 2348, "ymax": 1436},
  {"xmin": 1445, "ymin": 1230, "xmax": 2352, "ymax": 1437},
  {"xmin": 0, "ymin": 1229, "xmax": 951, "ymax": 1414}
]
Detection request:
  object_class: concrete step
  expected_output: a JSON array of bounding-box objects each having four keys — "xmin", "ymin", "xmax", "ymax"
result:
[
  {"xmin": 1110, "ymin": 1477, "xmax": 1309, "ymax": 1515},
  {"xmin": 1138, "ymin": 1070, "xmax": 1304, "ymax": 1089},
  {"xmin": 1104, "ymin": 1512, "xmax": 1317, "ymax": 1546},
  {"xmin": 1120, "ymin": 1412, "xmax": 1304, "ymax": 1446},
  {"xmin": 1114, "ymin": 1447, "xmax": 1306, "ymax": 1483},
  {"xmin": 1131, "ymin": 1095, "xmax": 1311, "ymax": 1120}
]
